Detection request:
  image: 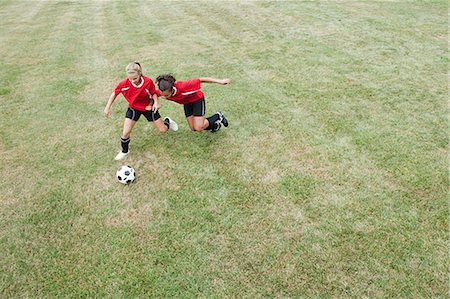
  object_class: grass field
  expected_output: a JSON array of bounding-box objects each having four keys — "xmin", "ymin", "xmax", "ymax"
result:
[{"xmin": 0, "ymin": 0, "xmax": 448, "ymax": 297}]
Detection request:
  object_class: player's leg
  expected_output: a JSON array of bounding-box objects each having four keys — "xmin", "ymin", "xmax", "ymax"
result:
[
  {"xmin": 186, "ymin": 116, "xmax": 195, "ymax": 131},
  {"xmin": 189, "ymin": 98, "xmax": 212, "ymax": 132},
  {"xmin": 144, "ymin": 110, "xmax": 178, "ymax": 132},
  {"xmin": 192, "ymin": 116, "xmax": 209, "ymax": 131},
  {"xmin": 153, "ymin": 118, "xmax": 168, "ymax": 132},
  {"xmin": 216, "ymin": 111, "xmax": 229, "ymax": 127},
  {"xmin": 184, "ymin": 102, "xmax": 196, "ymax": 131},
  {"xmin": 115, "ymin": 108, "xmax": 139, "ymax": 160},
  {"xmin": 146, "ymin": 110, "xmax": 167, "ymax": 133},
  {"xmin": 185, "ymin": 98, "xmax": 222, "ymax": 132},
  {"xmin": 204, "ymin": 111, "xmax": 228, "ymax": 132},
  {"xmin": 152, "ymin": 118, "xmax": 168, "ymax": 133},
  {"xmin": 121, "ymin": 117, "xmax": 137, "ymax": 139},
  {"xmin": 198, "ymin": 98, "xmax": 226, "ymax": 132}
]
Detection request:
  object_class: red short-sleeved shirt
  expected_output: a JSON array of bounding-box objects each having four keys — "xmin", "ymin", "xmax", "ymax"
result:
[
  {"xmin": 158, "ymin": 78, "xmax": 204, "ymax": 105},
  {"xmin": 114, "ymin": 75, "xmax": 157, "ymax": 111}
]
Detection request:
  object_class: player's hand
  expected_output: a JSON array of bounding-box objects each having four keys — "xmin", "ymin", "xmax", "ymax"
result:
[
  {"xmin": 221, "ymin": 78, "xmax": 231, "ymax": 85},
  {"xmin": 104, "ymin": 107, "xmax": 111, "ymax": 118},
  {"xmin": 145, "ymin": 105, "xmax": 152, "ymax": 111},
  {"xmin": 152, "ymin": 102, "xmax": 160, "ymax": 112}
]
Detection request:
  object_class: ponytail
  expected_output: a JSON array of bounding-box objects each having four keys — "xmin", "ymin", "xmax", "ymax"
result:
[{"xmin": 125, "ymin": 62, "xmax": 142, "ymax": 75}]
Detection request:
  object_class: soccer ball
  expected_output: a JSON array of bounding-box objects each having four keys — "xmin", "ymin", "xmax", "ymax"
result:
[{"xmin": 116, "ymin": 165, "xmax": 136, "ymax": 184}]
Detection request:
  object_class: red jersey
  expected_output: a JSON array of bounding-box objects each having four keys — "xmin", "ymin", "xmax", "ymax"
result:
[
  {"xmin": 160, "ymin": 78, "xmax": 204, "ymax": 105},
  {"xmin": 114, "ymin": 75, "xmax": 157, "ymax": 111}
]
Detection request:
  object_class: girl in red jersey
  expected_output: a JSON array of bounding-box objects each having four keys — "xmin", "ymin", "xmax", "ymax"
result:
[
  {"xmin": 154, "ymin": 75, "xmax": 230, "ymax": 132},
  {"xmin": 104, "ymin": 62, "xmax": 178, "ymax": 160}
]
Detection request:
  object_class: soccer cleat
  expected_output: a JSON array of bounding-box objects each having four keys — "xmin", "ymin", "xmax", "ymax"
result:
[
  {"xmin": 210, "ymin": 122, "xmax": 222, "ymax": 133},
  {"xmin": 114, "ymin": 151, "xmax": 129, "ymax": 161},
  {"xmin": 164, "ymin": 117, "xmax": 179, "ymax": 131},
  {"xmin": 217, "ymin": 111, "xmax": 228, "ymax": 127}
]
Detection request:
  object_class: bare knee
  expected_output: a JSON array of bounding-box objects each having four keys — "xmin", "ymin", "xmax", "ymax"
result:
[
  {"xmin": 193, "ymin": 124, "xmax": 204, "ymax": 132},
  {"xmin": 188, "ymin": 123, "xmax": 197, "ymax": 131}
]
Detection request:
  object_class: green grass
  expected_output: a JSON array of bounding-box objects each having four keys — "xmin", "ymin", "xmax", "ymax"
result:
[{"xmin": 0, "ymin": 0, "xmax": 448, "ymax": 297}]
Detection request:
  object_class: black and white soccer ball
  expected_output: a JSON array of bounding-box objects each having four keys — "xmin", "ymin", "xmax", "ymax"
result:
[{"xmin": 116, "ymin": 165, "xmax": 136, "ymax": 184}]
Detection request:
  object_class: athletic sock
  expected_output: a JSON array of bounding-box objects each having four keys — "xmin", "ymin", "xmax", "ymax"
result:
[
  {"xmin": 121, "ymin": 137, "xmax": 130, "ymax": 153},
  {"xmin": 206, "ymin": 113, "xmax": 220, "ymax": 130},
  {"xmin": 163, "ymin": 118, "xmax": 170, "ymax": 129}
]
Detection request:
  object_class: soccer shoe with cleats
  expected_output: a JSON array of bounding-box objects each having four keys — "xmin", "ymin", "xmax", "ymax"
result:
[
  {"xmin": 114, "ymin": 151, "xmax": 129, "ymax": 161},
  {"xmin": 210, "ymin": 122, "xmax": 222, "ymax": 133},
  {"xmin": 164, "ymin": 117, "xmax": 179, "ymax": 131},
  {"xmin": 217, "ymin": 111, "xmax": 228, "ymax": 127}
]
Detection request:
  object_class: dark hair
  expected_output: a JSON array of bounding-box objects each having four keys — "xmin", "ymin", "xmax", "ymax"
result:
[{"xmin": 156, "ymin": 74, "xmax": 176, "ymax": 92}]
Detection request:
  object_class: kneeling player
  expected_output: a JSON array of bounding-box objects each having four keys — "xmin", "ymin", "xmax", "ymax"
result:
[{"xmin": 154, "ymin": 75, "xmax": 230, "ymax": 132}]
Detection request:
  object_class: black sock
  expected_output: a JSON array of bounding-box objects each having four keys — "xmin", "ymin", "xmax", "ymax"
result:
[
  {"xmin": 163, "ymin": 118, "xmax": 170, "ymax": 129},
  {"xmin": 121, "ymin": 137, "xmax": 130, "ymax": 153},
  {"xmin": 206, "ymin": 113, "xmax": 220, "ymax": 130}
]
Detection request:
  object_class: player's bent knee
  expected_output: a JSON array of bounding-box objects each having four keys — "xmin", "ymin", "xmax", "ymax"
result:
[{"xmin": 194, "ymin": 125, "xmax": 204, "ymax": 132}]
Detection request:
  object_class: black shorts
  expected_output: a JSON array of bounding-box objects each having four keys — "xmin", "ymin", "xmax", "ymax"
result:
[
  {"xmin": 125, "ymin": 107, "xmax": 161, "ymax": 122},
  {"xmin": 184, "ymin": 97, "xmax": 205, "ymax": 117}
]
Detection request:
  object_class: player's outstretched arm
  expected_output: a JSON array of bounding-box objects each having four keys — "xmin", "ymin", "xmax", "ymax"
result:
[
  {"xmin": 199, "ymin": 77, "xmax": 231, "ymax": 85},
  {"xmin": 104, "ymin": 92, "xmax": 118, "ymax": 118}
]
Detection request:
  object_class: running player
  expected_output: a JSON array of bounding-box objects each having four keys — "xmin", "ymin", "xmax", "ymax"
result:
[
  {"xmin": 154, "ymin": 75, "xmax": 230, "ymax": 132},
  {"xmin": 104, "ymin": 62, "xmax": 178, "ymax": 160}
]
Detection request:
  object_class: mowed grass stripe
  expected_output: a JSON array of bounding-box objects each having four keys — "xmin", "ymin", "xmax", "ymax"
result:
[
  {"xmin": 147, "ymin": 1, "xmax": 446, "ymax": 296},
  {"xmin": 1, "ymin": 3, "xmax": 90, "ymax": 296},
  {"xmin": 0, "ymin": 2, "xmax": 139, "ymax": 296}
]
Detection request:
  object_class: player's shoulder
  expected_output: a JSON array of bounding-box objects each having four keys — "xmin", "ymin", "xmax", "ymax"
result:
[
  {"xmin": 142, "ymin": 75, "xmax": 155, "ymax": 85},
  {"xmin": 116, "ymin": 78, "xmax": 130, "ymax": 87},
  {"xmin": 142, "ymin": 75, "xmax": 153, "ymax": 81}
]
